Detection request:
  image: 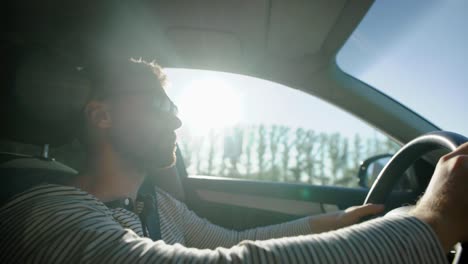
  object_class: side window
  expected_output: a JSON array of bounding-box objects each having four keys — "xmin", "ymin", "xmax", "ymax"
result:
[{"xmin": 166, "ymin": 69, "xmax": 400, "ymax": 188}]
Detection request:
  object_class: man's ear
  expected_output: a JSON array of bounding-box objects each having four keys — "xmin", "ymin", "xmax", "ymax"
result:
[{"xmin": 84, "ymin": 101, "xmax": 112, "ymax": 129}]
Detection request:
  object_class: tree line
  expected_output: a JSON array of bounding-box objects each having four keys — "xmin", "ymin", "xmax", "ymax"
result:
[{"xmin": 179, "ymin": 125, "xmax": 400, "ymax": 187}]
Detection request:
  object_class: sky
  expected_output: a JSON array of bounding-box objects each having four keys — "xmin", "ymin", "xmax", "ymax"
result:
[
  {"xmin": 338, "ymin": 0, "xmax": 468, "ymax": 135},
  {"xmin": 165, "ymin": 0, "xmax": 468, "ymax": 141}
]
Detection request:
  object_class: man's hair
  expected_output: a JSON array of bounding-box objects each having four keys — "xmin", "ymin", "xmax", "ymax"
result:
[
  {"xmin": 129, "ymin": 57, "xmax": 168, "ymax": 87},
  {"xmin": 78, "ymin": 57, "xmax": 168, "ymax": 146},
  {"xmin": 87, "ymin": 57, "xmax": 168, "ymax": 100}
]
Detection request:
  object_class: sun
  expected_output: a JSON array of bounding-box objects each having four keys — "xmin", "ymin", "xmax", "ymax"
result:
[{"xmin": 177, "ymin": 78, "xmax": 242, "ymax": 136}]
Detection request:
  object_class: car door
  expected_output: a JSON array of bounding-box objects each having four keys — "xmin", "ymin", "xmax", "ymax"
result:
[{"xmin": 166, "ymin": 69, "xmax": 419, "ymax": 230}]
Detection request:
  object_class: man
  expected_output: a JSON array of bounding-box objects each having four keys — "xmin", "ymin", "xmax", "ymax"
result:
[
  {"xmin": 0, "ymin": 57, "xmax": 465, "ymax": 263},
  {"xmin": 74, "ymin": 57, "xmax": 384, "ymax": 247}
]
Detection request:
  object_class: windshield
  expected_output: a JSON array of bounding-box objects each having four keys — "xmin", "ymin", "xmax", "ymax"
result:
[{"xmin": 337, "ymin": 0, "xmax": 468, "ymax": 135}]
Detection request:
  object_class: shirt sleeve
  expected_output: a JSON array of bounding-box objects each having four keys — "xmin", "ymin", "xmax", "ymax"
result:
[
  {"xmin": 157, "ymin": 188, "xmax": 313, "ymax": 249},
  {"xmin": 1, "ymin": 185, "xmax": 447, "ymax": 264},
  {"xmin": 28, "ymin": 208, "xmax": 449, "ymax": 264},
  {"xmin": 181, "ymin": 199, "xmax": 313, "ymax": 248}
]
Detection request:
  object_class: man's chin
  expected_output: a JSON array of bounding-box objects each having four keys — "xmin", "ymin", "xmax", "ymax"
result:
[
  {"xmin": 144, "ymin": 152, "xmax": 177, "ymax": 171},
  {"xmin": 159, "ymin": 153, "xmax": 177, "ymax": 169}
]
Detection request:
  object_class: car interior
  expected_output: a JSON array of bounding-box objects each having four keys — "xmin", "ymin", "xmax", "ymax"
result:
[{"xmin": 1, "ymin": 0, "xmax": 467, "ymax": 262}]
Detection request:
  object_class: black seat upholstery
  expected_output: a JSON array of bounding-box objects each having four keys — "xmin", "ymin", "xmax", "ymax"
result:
[
  {"xmin": 0, "ymin": 152, "xmax": 78, "ymax": 207},
  {"xmin": 0, "ymin": 50, "xmax": 89, "ymax": 206},
  {"xmin": 0, "ymin": 48, "xmax": 86, "ymax": 206}
]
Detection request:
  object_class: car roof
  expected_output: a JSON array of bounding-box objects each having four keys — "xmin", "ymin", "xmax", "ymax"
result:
[{"xmin": 6, "ymin": 0, "xmax": 370, "ymax": 75}]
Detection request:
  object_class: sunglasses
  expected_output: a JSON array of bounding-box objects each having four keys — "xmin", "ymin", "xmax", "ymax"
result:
[
  {"xmin": 96, "ymin": 88, "xmax": 179, "ymax": 117},
  {"xmin": 151, "ymin": 96, "xmax": 179, "ymax": 117}
]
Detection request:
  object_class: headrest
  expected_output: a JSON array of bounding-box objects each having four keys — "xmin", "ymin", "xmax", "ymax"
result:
[
  {"xmin": 0, "ymin": 152, "xmax": 78, "ymax": 208},
  {"xmin": 1, "ymin": 50, "xmax": 91, "ymax": 146},
  {"xmin": 15, "ymin": 52, "xmax": 90, "ymax": 123},
  {"xmin": 0, "ymin": 152, "xmax": 78, "ymax": 174}
]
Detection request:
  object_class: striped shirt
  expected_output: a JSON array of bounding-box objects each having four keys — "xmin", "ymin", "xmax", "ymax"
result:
[
  {"xmin": 0, "ymin": 184, "xmax": 447, "ymax": 263},
  {"xmin": 124, "ymin": 186, "xmax": 314, "ymax": 248}
]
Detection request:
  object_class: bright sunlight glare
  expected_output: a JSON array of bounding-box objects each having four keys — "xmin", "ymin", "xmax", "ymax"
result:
[{"xmin": 177, "ymin": 78, "xmax": 242, "ymax": 136}]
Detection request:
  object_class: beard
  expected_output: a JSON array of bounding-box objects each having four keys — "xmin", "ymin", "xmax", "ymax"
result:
[
  {"xmin": 136, "ymin": 145, "xmax": 178, "ymax": 172},
  {"xmin": 110, "ymin": 133, "xmax": 178, "ymax": 172},
  {"xmin": 146, "ymin": 146, "xmax": 178, "ymax": 169}
]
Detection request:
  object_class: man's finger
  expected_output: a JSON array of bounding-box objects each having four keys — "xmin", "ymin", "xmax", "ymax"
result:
[
  {"xmin": 440, "ymin": 142, "xmax": 468, "ymax": 162},
  {"xmin": 348, "ymin": 204, "xmax": 385, "ymax": 218}
]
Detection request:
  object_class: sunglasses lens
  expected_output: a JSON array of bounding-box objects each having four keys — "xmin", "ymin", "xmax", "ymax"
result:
[{"xmin": 153, "ymin": 96, "xmax": 178, "ymax": 116}]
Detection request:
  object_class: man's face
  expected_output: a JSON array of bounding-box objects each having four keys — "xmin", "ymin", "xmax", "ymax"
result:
[{"xmin": 106, "ymin": 87, "xmax": 182, "ymax": 170}]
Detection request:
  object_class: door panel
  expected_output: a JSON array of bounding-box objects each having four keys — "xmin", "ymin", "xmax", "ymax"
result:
[
  {"xmin": 181, "ymin": 175, "xmax": 418, "ymax": 230},
  {"xmin": 195, "ymin": 188, "xmax": 336, "ymax": 216}
]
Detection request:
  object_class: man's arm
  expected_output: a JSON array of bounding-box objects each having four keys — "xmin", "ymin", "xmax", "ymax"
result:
[
  {"xmin": 157, "ymin": 188, "xmax": 382, "ymax": 249},
  {"xmin": 81, "ymin": 215, "xmax": 446, "ymax": 264},
  {"xmin": 63, "ymin": 216, "xmax": 448, "ymax": 263},
  {"xmin": 0, "ymin": 184, "xmax": 449, "ymax": 263},
  {"xmin": 157, "ymin": 188, "xmax": 312, "ymax": 248},
  {"xmin": 6, "ymin": 195, "xmax": 446, "ymax": 263}
]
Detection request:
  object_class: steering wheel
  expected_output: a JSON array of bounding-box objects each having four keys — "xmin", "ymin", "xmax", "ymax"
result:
[
  {"xmin": 363, "ymin": 131, "xmax": 468, "ymax": 263},
  {"xmin": 364, "ymin": 131, "xmax": 468, "ymax": 204}
]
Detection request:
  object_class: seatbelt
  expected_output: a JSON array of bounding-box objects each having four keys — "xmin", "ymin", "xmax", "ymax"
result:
[
  {"xmin": 138, "ymin": 179, "xmax": 162, "ymax": 241},
  {"xmin": 104, "ymin": 179, "xmax": 162, "ymax": 241}
]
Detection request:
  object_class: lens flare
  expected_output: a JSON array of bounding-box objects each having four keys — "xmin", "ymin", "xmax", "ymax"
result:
[{"xmin": 177, "ymin": 78, "xmax": 242, "ymax": 136}]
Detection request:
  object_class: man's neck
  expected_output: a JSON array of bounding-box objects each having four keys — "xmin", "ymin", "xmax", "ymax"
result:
[{"xmin": 72, "ymin": 144, "xmax": 145, "ymax": 202}]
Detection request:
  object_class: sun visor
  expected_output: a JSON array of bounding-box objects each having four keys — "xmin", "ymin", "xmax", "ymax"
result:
[
  {"xmin": 3, "ymin": 52, "xmax": 91, "ymax": 146},
  {"xmin": 167, "ymin": 28, "xmax": 243, "ymax": 71}
]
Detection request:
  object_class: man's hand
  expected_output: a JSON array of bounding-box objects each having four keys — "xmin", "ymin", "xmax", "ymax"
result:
[
  {"xmin": 309, "ymin": 203, "xmax": 384, "ymax": 233},
  {"xmin": 410, "ymin": 142, "xmax": 468, "ymax": 252}
]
